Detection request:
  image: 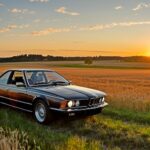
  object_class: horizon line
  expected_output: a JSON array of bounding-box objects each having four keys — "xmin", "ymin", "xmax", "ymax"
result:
[{"xmin": 0, "ymin": 54, "xmax": 150, "ymax": 59}]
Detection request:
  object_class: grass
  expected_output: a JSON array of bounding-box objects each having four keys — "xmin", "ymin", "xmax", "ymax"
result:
[
  {"xmin": 57, "ymin": 63, "xmax": 150, "ymax": 70},
  {"xmin": 1, "ymin": 107, "xmax": 150, "ymax": 150},
  {"xmin": 1, "ymin": 60, "xmax": 150, "ymax": 70},
  {"xmin": 103, "ymin": 107, "xmax": 150, "ymax": 124},
  {"xmin": 0, "ymin": 127, "xmax": 40, "ymax": 150}
]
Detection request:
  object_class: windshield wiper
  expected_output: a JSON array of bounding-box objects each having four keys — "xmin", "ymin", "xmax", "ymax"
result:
[
  {"xmin": 49, "ymin": 81, "xmax": 68, "ymax": 85},
  {"xmin": 31, "ymin": 82, "xmax": 48, "ymax": 87}
]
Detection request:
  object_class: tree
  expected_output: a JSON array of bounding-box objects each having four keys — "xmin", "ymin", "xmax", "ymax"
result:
[{"xmin": 84, "ymin": 58, "xmax": 93, "ymax": 65}]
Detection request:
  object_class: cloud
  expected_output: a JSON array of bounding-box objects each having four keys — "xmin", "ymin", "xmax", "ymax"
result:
[
  {"xmin": 10, "ymin": 8, "xmax": 24, "ymax": 13},
  {"xmin": 115, "ymin": 6, "xmax": 123, "ymax": 10},
  {"xmin": 33, "ymin": 19, "xmax": 41, "ymax": 23},
  {"xmin": 0, "ymin": 3, "xmax": 4, "ymax": 7},
  {"xmin": 32, "ymin": 27, "xmax": 71, "ymax": 36},
  {"xmin": 0, "ymin": 25, "xmax": 17, "ymax": 33},
  {"xmin": 31, "ymin": 21, "xmax": 150, "ymax": 36},
  {"xmin": 133, "ymin": 3, "xmax": 150, "ymax": 11},
  {"xmin": 29, "ymin": 0, "xmax": 49, "ymax": 2},
  {"xmin": 55, "ymin": 7, "xmax": 80, "ymax": 16},
  {"xmin": 18, "ymin": 24, "xmax": 30, "ymax": 29},
  {"xmin": 0, "ymin": 24, "xmax": 29, "ymax": 33},
  {"xmin": 80, "ymin": 21, "xmax": 150, "ymax": 31},
  {"xmin": 9, "ymin": 8, "xmax": 35, "ymax": 14}
]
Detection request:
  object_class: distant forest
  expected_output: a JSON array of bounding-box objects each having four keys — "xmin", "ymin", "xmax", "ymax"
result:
[{"xmin": 0, "ymin": 54, "xmax": 150, "ymax": 63}]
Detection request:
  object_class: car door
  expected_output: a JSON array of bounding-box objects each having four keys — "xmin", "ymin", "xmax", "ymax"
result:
[
  {"xmin": 0, "ymin": 71, "xmax": 12, "ymax": 104},
  {"xmin": 7, "ymin": 71, "xmax": 33, "ymax": 112}
]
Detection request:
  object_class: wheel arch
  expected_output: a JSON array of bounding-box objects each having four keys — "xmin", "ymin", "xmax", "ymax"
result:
[{"xmin": 33, "ymin": 96, "xmax": 49, "ymax": 108}]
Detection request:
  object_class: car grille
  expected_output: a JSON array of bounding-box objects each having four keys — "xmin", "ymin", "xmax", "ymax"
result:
[
  {"xmin": 80, "ymin": 97, "xmax": 103, "ymax": 107},
  {"xmin": 80, "ymin": 100, "xmax": 89, "ymax": 106},
  {"xmin": 89, "ymin": 98, "xmax": 100, "ymax": 106}
]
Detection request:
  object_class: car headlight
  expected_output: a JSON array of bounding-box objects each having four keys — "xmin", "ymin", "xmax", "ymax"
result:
[
  {"xmin": 68, "ymin": 101, "xmax": 74, "ymax": 107},
  {"xmin": 76, "ymin": 100, "xmax": 80, "ymax": 107},
  {"xmin": 68, "ymin": 100, "xmax": 80, "ymax": 107},
  {"xmin": 99, "ymin": 98, "xmax": 102, "ymax": 103},
  {"xmin": 102, "ymin": 97, "xmax": 105, "ymax": 103},
  {"xmin": 99, "ymin": 97, "xmax": 105, "ymax": 103}
]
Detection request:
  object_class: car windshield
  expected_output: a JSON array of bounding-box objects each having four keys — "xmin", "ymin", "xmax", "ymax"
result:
[{"xmin": 25, "ymin": 70, "xmax": 69, "ymax": 86}]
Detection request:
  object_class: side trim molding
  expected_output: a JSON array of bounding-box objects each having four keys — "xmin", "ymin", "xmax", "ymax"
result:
[
  {"xmin": 0, "ymin": 95, "xmax": 32, "ymax": 106},
  {"xmin": 0, "ymin": 102, "xmax": 32, "ymax": 113}
]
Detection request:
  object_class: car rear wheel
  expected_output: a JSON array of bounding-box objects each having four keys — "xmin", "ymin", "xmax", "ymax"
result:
[{"xmin": 34, "ymin": 100, "xmax": 52, "ymax": 124}]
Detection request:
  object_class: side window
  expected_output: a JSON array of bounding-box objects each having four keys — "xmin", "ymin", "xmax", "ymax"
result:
[
  {"xmin": 0, "ymin": 71, "xmax": 11, "ymax": 85},
  {"xmin": 8, "ymin": 71, "xmax": 25, "ymax": 85}
]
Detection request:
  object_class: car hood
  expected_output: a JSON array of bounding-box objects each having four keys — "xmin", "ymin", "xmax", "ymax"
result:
[{"xmin": 33, "ymin": 85, "xmax": 106, "ymax": 100}]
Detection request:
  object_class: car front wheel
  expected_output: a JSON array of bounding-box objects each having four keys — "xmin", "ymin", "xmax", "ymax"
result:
[{"xmin": 34, "ymin": 100, "xmax": 52, "ymax": 124}]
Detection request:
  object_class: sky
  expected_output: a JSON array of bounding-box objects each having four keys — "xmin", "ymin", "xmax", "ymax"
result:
[{"xmin": 0, "ymin": 0, "xmax": 150, "ymax": 57}]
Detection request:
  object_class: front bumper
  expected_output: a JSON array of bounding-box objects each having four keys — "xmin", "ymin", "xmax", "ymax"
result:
[{"xmin": 49, "ymin": 102, "xmax": 108, "ymax": 117}]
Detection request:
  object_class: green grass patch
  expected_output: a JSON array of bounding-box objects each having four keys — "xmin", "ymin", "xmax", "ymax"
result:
[
  {"xmin": 1, "ymin": 107, "xmax": 150, "ymax": 150},
  {"xmin": 1, "ymin": 61, "xmax": 150, "ymax": 70},
  {"xmin": 103, "ymin": 107, "xmax": 150, "ymax": 125},
  {"xmin": 56, "ymin": 64, "xmax": 150, "ymax": 70}
]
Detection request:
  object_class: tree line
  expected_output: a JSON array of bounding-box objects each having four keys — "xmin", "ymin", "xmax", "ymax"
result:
[{"xmin": 0, "ymin": 54, "xmax": 150, "ymax": 63}]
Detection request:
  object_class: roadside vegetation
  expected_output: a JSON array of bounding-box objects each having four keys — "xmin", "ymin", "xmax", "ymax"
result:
[{"xmin": 1, "ymin": 63, "xmax": 150, "ymax": 149}]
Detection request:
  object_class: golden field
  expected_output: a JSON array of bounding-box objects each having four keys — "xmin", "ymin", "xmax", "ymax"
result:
[
  {"xmin": 59, "ymin": 68, "xmax": 150, "ymax": 111},
  {"xmin": 1, "ymin": 61, "xmax": 150, "ymax": 111}
]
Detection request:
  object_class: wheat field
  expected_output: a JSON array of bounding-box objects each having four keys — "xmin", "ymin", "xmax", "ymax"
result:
[
  {"xmin": 56, "ymin": 68, "xmax": 150, "ymax": 111},
  {"xmin": 1, "ymin": 62, "xmax": 150, "ymax": 111}
]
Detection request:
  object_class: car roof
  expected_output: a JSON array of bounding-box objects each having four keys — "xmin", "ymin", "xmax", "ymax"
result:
[{"xmin": 7, "ymin": 69, "xmax": 54, "ymax": 72}]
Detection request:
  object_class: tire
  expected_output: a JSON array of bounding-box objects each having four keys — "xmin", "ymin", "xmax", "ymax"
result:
[{"xmin": 33, "ymin": 100, "xmax": 53, "ymax": 124}]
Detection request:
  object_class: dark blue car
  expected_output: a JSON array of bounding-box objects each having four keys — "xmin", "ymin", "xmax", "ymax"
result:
[{"xmin": 0, "ymin": 69, "xmax": 108, "ymax": 124}]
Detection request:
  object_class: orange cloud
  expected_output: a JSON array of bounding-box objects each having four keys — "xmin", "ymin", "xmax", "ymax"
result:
[
  {"xmin": 32, "ymin": 27, "xmax": 71, "ymax": 36},
  {"xmin": 0, "ymin": 24, "xmax": 29, "ymax": 33},
  {"xmin": 80, "ymin": 21, "xmax": 150, "ymax": 31},
  {"xmin": 0, "ymin": 25, "xmax": 17, "ymax": 33}
]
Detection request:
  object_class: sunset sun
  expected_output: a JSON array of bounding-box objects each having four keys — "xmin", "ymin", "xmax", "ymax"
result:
[{"xmin": 144, "ymin": 48, "xmax": 150, "ymax": 56}]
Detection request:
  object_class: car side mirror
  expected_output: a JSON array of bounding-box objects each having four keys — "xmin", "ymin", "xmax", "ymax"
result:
[{"xmin": 16, "ymin": 82, "xmax": 25, "ymax": 87}]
